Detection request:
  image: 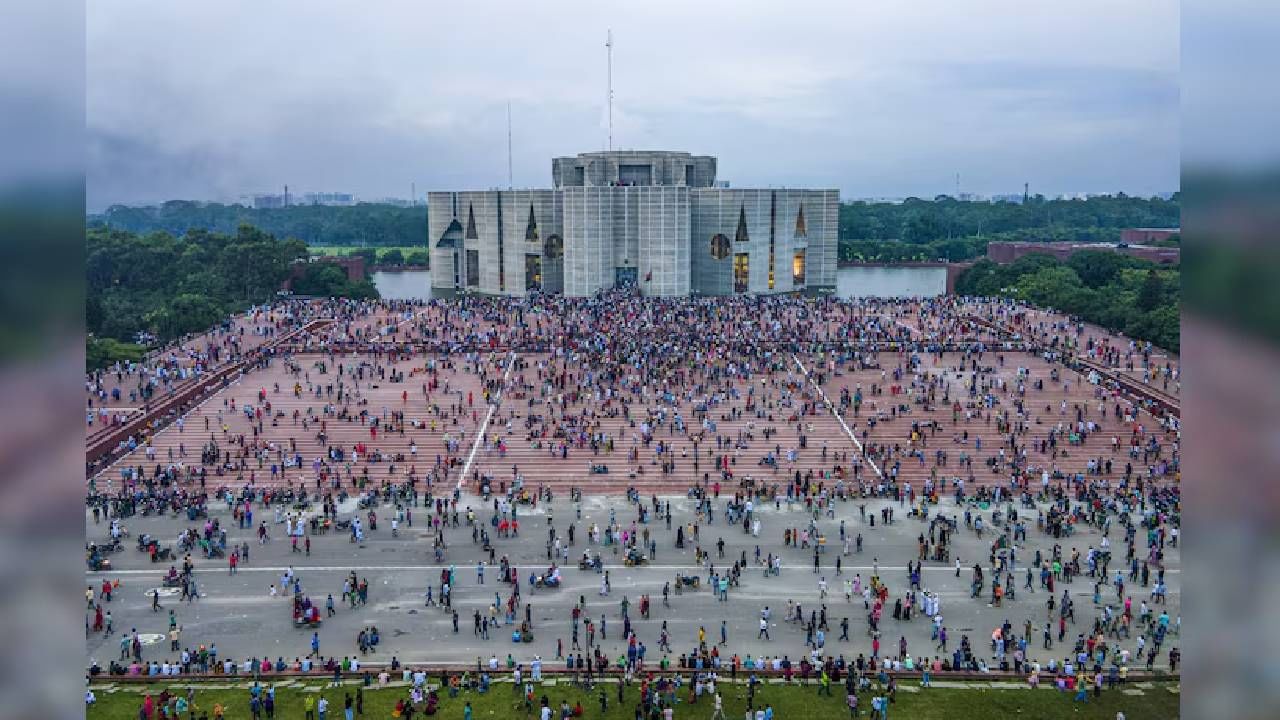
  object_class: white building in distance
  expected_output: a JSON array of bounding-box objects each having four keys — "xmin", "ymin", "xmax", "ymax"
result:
[{"xmin": 428, "ymin": 150, "xmax": 838, "ymax": 297}]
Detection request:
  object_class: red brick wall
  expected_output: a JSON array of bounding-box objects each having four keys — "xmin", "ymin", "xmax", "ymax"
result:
[
  {"xmin": 986, "ymin": 242, "xmax": 1179, "ymax": 266},
  {"xmin": 281, "ymin": 256, "xmax": 366, "ymax": 291},
  {"xmin": 1121, "ymin": 228, "xmax": 1179, "ymax": 244}
]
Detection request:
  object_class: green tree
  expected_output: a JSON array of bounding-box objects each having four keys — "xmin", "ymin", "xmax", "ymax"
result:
[
  {"xmin": 954, "ymin": 252, "xmax": 1179, "ymax": 351},
  {"xmin": 90, "ymin": 202, "xmax": 427, "ymax": 248},
  {"xmin": 291, "ymin": 263, "xmax": 350, "ymax": 296},
  {"xmin": 381, "ymin": 248, "xmax": 404, "ymax": 265},
  {"xmin": 170, "ymin": 293, "xmax": 224, "ymax": 336},
  {"xmin": 405, "ymin": 250, "xmax": 429, "ymax": 266},
  {"xmin": 1068, "ymin": 250, "xmax": 1131, "ymax": 289},
  {"xmin": 348, "ymin": 247, "xmax": 377, "ymax": 267},
  {"xmin": 1136, "ymin": 269, "xmax": 1164, "ymax": 312},
  {"xmin": 86, "ymin": 337, "xmax": 145, "ymax": 370},
  {"xmin": 85, "ymin": 223, "xmax": 365, "ymax": 368}
]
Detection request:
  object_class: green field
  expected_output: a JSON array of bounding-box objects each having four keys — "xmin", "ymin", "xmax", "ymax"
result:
[
  {"xmin": 308, "ymin": 246, "xmax": 427, "ymax": 261},
  {"xmin": 87, "ymin": 677, "xmax": 1178, "ymax": 720}
]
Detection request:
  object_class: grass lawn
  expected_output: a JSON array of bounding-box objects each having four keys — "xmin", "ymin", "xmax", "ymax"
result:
[
  {"xmin": 308, "ymin": 246, "xmax": 427, "ymax": 261},
  {"xmin": 87, "ymin": 677, "xmax": 1179, "ymax": 720}
]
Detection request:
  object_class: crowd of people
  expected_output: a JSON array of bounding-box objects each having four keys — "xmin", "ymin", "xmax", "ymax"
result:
[{"xmin": 87, "ymin": 291, "xmax": 1180, "ymax": 718}]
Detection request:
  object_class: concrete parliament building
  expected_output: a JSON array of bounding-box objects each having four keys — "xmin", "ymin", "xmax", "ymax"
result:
[{"xmin": 428, "ymin": 150, "xmax": 838, "ymax": 297}]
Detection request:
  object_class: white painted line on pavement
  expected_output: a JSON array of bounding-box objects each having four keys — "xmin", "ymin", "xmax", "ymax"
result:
[
  {"xmin": 791, "ymin": 354, "xmax": 884, "ymax": 480},
  {"xmin": 456, "ymin": 352, "xmax": 517, "ymax": 492},
  {"xmin": 88, "ymin": 564, "xmax": 1180, "ymax": 576}
]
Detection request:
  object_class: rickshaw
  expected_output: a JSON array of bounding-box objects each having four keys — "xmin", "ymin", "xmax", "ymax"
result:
[
  {"xmin": 87, "ymin": 547, "xmax": 111, "ymax": 571},
  {"xmin": 161, "ymin": 567, "xmax": 184, "ymax": 588},
  {"xmin": 532, "ymin": 565, "xmax": 562, "ymax": 589},
  {"xmin": 623, "ymin": 547, "xmax": 648, "ymax": 567},
  {"xmin": 293, "ymin": 598, "xmax": 322, "ymax": 628}
]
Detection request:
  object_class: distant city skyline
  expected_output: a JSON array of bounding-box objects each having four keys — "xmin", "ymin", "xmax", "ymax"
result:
[
  {"xmin": 100, "ymin": 186, "xmax": 1177, "ymax": 212},
  {"xmin": 87, "ymin": 1, "xmax": 1179, "ymax": 213}
]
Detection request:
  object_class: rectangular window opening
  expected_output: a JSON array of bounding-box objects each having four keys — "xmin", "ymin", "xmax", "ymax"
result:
[
  {"xmin": 734, "ymin": 253, "xmax": 750, "ymax": 293},
  {"xmin": 465, "ymin": 249, "xmax": 480, "ymax": 287},
  {"xmin": 525, "ymin": 254, "xmax": 542, "ymax": 291}
]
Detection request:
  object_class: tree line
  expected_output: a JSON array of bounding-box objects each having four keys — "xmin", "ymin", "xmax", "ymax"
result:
[
  {"xmin": 838, "ymin": 193, "xmax": 1179, "ymax": 263},
  {"xmin": 87, "ymin": 224, "xmax": 378, "ymax": 368},
  {"xmin": 955, "ymin": 250, "xmax": 1179, "ymax": 351},
  {"xmin": 90, "ymin": 200, "xmax": 426, "ymax": 247},
  {"xmin": 340, "ymin": 247, "xmax": 429, "ymax": 267},
  {"xmin": 92, "ymin": 194, "xmax": 1178, "ymax": 264}
]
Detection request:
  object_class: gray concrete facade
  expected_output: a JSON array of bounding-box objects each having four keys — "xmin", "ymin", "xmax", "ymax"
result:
[
  {"xmin": 429, "ymin": 190, "xmax": 562, "ymax": 295},
  {"xmin": 553, "ymin": 150, "xmax": 716, "ymax": 189},
  {"xmin": 429, "ymin": 151, "xmax": 836, "ymax": 297}
]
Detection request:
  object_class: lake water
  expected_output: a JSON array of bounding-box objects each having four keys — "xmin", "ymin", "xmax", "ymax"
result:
[
  {"xmin": 371, "ymin": 270, "xmax": 433, "ymax": 300},
  {"xmin": 835, "ymin": 266, "xmax": 947, "ymax": 298},
  {"xmin": 374, "ymin": 266, "xmax": 947, "ymax": 301}
]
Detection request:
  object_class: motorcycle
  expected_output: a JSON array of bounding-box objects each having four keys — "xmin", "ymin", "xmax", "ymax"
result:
[{"xmin": 86, "ymin": 547, "xmax": 112, "ymax": 571}]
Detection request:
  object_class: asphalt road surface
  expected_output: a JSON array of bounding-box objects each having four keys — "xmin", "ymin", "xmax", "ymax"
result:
[{"xmin": 85, "ymin": 491, "xmax": 1179, "ymax": 671}]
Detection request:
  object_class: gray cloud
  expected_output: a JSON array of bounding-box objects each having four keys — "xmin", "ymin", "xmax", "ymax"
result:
[{"xmin": 87, "ymin": 0, "xmax": 1179, "ymax": 210}]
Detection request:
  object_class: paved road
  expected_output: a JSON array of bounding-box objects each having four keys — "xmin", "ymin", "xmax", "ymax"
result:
[{"xmin": 85, "ymin": 492, "xmax": 1179, "ymax": 671}]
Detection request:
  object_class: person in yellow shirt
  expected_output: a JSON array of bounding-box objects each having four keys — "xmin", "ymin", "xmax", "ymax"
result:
[{"xmin": 304, "ymin": 695, "xmax": 315, "ymax": 720}]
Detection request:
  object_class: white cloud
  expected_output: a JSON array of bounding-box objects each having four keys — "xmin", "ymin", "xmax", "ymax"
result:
[{"xmin": 86, "ymin": 0, "xmax": 1180, "ymax": 209}]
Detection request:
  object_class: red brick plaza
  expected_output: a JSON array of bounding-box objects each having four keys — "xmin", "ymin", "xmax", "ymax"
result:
[{"xmin": 88, "ymin": 295, "xmax": 1179, "ymax": 496}]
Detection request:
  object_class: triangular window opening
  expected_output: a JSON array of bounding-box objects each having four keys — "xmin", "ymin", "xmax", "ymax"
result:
[
  {"xmin": 734, "ymin": 206, "xmax": 750, "ymax": 242},
  {"xmin": 794, "ymin": 205, "xmax": 807, "ymax": 239},
  {"xmin": 525, "ymin": 204, "xmax": 539, "ymax": 241},
  {"xmin": 465, "ymin": 204, "xmax": 478, "ymax": 239}
]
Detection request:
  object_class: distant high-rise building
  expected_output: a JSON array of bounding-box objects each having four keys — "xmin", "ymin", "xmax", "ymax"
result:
[
  {"xmin": 991, "ymin": 193, "xmax": 1025, "ymax": 204},
  {"xmin": 302, "ymin": 192, "xmax": 356, "ymax": 206},
  {"xmin": 252, "ymin": 194, "xmax": 286, "ymax": 209}
]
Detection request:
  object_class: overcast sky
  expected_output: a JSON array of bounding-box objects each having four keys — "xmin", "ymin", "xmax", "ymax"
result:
[{"xmin": 86, "ymin": 0, "xmax": 1179, "ymax": 211}]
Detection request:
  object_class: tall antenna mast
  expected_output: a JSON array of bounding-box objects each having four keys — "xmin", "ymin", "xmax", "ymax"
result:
[
  {"xmin": 606, "ymin": 29, "xmax": 613, "ymax": 151},
  {"xmin": 507, "ymin": 101, "xmax": 513, "ymax": 189}
]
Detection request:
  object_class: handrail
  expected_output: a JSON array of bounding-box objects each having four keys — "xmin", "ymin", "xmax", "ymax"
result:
[{"xmin": 86, "ymin": 320, "xmax": 334, "ymax": 471}]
